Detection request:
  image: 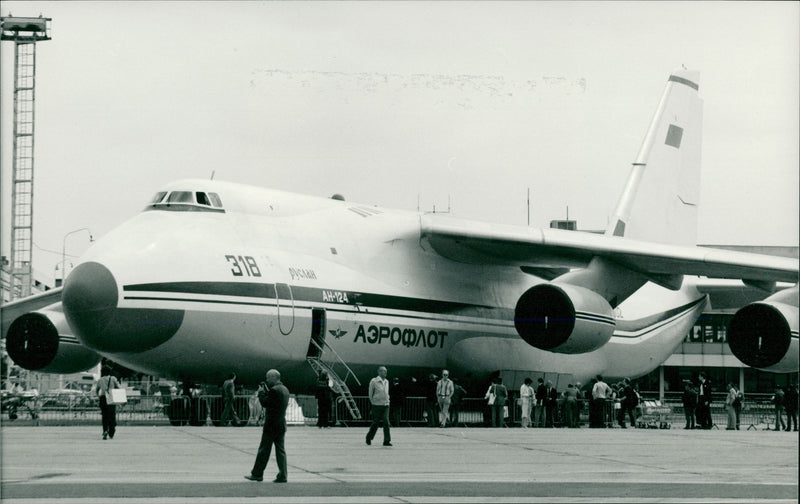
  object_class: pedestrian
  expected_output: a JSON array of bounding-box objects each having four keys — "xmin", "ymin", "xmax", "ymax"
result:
[
  {"xmin": 425, "ymin": 374, "xmax": 438, "ymax": 426},
  {"xmin": 484, "ymin": 378, "xmax": 496, "ymax": 426},
  {"xmin": 724, "ymin": 382, "xmax": 737, "ymax": 430},
  {"xmin": 564, "ymin": 383, "xmax": 580, "ymax": 428},
  {"xmin": 221, "ymin": 373, "xmax": 241, "ymax": 427},
  {"xmin": 534, "ymin": 378, "xmax": 546, "ymax": 427},
  {"xmin": 681, "ymin": 380, "xmax": 697, "ymax": 429},
  {"xmin": 96, "ymin": 366, "xmax": 120, "ymax": 440},
  {"xmin": 390, "ymin": 376, "xmax": 405, "ymax": 427},
  {"xmin": 496, "ymin": 378, "xmax": 509, "ymax": 427},
  {"xmin": 591, "ymin": 375, "xmax": 612, "ymax": 428},
  {"xmin": 436, "ymin": 370, "xmax": 454, "ymax": 427},
  {"xmin": 245, "ymin": 369, "xmax": 289, "ymax": 483},
  {"xmin": 732, "ymin": 384, "xmax": 743, "ymax": 430},
  {"xmin": 619, "ymin": 378, "xmax": 638, "ymax": 428},
  {"xmin": 784, "ymin": 384, "xmax": 798, "ymax": 432},
  {"xmin": 315, "ymin": 371, "xmax": 333, "ymax": 428},
  {"xmin": 450, "ymin": 379, "xmax": 467, "ymax": 427},
  {"xmin": 771, "ymin": 386, "xmax": 786, "ymax": 431},
  {"xmin": 545, "ymin": 381, "xmax": 558, "ymax": 427},
  {"xmin": 696, "ymin": 373, "xmax": 713, "ymax": 429},
  {"xmin": 366, "ymin": 366, "xmax": 392, "ymax": 446},
  {"xmin": 520, "ymin": 378, "xmax": 534, "ymax": 428}
]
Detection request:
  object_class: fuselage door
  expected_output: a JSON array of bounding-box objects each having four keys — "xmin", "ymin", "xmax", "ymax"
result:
[
  {"xmin": 307, "ymin": 308, "xmax": 327, "ymax": 358},
  {"xmin": 274, "ymin": 282, "xmax": 295, "ymax": 335}
]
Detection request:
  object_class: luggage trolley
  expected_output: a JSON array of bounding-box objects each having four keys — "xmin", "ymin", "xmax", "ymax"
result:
[{"xmin": 637, "ymin": 400, "xmax": 671, "ymax": 429}]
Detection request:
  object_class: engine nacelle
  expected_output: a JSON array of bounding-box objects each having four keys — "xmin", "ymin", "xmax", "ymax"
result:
[
  {"xmin": 6, "ymin": 308, "xmax": 102, "ymax": 374},
  {"xmin": 728, "ymin": 288, "xmax": 799, "ymax": 373},
  {"xmin": 514, "ymin": 283, "xmax": 615, "ymax": 354}
]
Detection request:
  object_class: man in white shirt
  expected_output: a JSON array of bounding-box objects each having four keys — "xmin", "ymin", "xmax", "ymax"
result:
[
  {"xmin": 436, "ymin": 370, "xmax": 454, "ymax": 428},
  {"xmin": 591, "ymin": 375, "xmax": 612, "ymax": 428},
  {"xmin": 366, "ymin": 366, "xmax": 392, "ymax": 446}
]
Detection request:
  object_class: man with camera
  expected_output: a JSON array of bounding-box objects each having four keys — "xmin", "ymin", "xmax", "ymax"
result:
[{"xmin": 245, "ymin": 369, "xmax": 290, "ymax": 483}]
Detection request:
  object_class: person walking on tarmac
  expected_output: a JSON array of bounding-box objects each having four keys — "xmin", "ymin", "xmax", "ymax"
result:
[
  {"xmin": 366, "ymin": 366, "xmax": 392, "ymax": 446},
  {"xmin": 245, "ymin": 369, "xmax": 290, "ymax": 483},
  {"xmin": 221, "ymin": 373, "xmax": 241, "ymax": 427},
  {"xmin": 96, "ymin": 366, "xmax": 120, "ymax": 440},
  {"xmin": 436, "ymin": 370, "xmax": 454, "ymax": 428}
]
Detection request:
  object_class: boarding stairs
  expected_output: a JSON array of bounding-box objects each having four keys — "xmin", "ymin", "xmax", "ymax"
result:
[{"xmin": 306, "ymin": 339, "xmax": 361, "ymax": 421}]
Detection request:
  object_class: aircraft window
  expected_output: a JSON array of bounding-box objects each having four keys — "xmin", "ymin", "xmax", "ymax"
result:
[
  {"xmin": 166, "ymin": 191, "xmax": 193, "ymax": 203},
  {"xmin": 208, "ymin": 192, "xmax": 223, "ymax": 208},
  {"xmin": 146, "ymin": 189, "xmax": 224, "ymax": 213},
  {"xmin": 196, "ymin": 192, "xmax": 211, "ymax": 206}
]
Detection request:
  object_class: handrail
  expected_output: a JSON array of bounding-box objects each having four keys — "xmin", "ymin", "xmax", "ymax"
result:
[{"xmin": 309, "ymin": 338, "xmax": 361, "ymax": 386}]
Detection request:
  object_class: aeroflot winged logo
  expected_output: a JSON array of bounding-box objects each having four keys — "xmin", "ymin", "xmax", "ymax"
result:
[{"xmin": 329, "ymin": 328, "xmax": 348, "ymax": 339}]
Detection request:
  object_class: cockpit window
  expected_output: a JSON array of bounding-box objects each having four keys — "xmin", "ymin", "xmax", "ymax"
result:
[
  {"xmin": 166, "ymin": 191, "xmax": 193, "ymax": 203},
  {"xmin": 208, "ymin": 192, "xmax": 223, "ymax": 207},
  {"xmin": 195, "ymin": 192, "xmax": 223, "ymax": 208},
  {"xmin": 146, "ymin": 190, "xmax": 225, "ymax": 213}
]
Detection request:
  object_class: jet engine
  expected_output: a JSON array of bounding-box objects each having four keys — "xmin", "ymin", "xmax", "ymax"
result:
[
  {"xmin": 514, "ymin": 283, "xmax": 615, "ymax": 354},
  {"xmin": 6, "ymin": 306, "xmax": 101, "ymax": 374},
  {"xmin": 728, "ymin": 287, "xmax": 799, "ymax": 373}
]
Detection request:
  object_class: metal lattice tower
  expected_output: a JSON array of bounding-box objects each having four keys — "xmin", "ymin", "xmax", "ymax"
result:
[{"xmin": 1, "ymin": 16, "xmax": 51, "ymax": 300}]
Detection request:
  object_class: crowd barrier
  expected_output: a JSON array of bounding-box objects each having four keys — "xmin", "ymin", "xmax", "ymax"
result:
[{"xmin": 1, "ymin": 391, "xmax": 792, "ymax": 431}]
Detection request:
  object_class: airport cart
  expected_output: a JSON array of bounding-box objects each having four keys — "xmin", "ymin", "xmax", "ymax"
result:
[{"xmin": 637, "ymin": 400, "xmax": 671, "ymax": 429}]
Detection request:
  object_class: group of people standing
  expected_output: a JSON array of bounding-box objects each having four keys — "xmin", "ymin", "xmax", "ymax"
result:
[
  {"xmin": 680, "ymin": 372, "xmax": 723, "ymax": 430},
  {"xmin": 768, "ymin": 384, "xmax": 798, "ymax": 432},
  {"xmin": 681, "ymin": 373, "xmax": 798, "ymax": 432}
]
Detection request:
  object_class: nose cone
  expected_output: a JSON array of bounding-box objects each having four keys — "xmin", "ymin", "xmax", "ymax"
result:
[{"xmin": 63, "ymin": 262, "xmax": 184, "ymax": 353}]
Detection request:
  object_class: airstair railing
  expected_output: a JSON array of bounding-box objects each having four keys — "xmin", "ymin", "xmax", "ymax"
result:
[{"xmin": 306, "ymin": 338, "xmax": 361, "ymax": 420}]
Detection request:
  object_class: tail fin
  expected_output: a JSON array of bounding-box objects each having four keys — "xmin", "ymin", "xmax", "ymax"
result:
[{"xmin": 606, "ymin": 69, "xmax": 703, "ymax": 246}]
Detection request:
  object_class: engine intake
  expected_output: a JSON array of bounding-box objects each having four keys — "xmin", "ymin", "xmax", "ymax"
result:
[
  {"xmin": 728, "ymin": 295, "xmax": 798, "ymax": 373},
  {"xmin": 514, "ymin": 283, "xmax": 615, "ymax": 354},
  {"xmin": 6, "ymin": 308, "xmax": 101, "ymax": 374}
]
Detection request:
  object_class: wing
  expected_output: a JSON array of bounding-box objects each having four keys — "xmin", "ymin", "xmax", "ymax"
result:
[
  {"xmin": 1, "ymin": 288, "xmax": 62, "ymax": 337},
  {"xmin": 421, "ymin": 214, "xmax": 798, "ymax": 285}
]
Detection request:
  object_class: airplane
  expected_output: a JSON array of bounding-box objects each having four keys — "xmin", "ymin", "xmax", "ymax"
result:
[{"xmin": 1, "ymin": 69, "xmax": 798, "ymax": 420}]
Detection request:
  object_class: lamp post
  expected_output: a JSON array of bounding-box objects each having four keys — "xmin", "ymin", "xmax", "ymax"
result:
[{"xmin": 61, "ymin": 228, "xmax": 93, "ymax": 285}]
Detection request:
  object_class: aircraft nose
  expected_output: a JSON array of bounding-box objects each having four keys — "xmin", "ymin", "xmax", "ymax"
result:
[{"xmin": 63, "ymin": 261, "xmax": 184, "ymax": 353}]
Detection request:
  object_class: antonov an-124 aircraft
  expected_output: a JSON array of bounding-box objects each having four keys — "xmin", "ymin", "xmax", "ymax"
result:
[{"xmin": 2, "ymin": 69, "xmax": 798, "ymax": 406}]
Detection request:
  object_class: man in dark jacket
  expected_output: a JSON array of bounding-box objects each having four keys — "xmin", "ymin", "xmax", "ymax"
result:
[
  {"xmin": 682, "ymin": 380, "xmax": 698, "ymax": 429},
  {"xmin": 315, "ymin": 371, "xmax": 332, "ymax": 428},
  {"xmin": 618, "ymin": 378, "xmax": 638, "ymax": 428},
  {"xmin": 697, "ymin": 373, "xmax": 713, "ymax": 429},
  {"xmin": 246, "ymin": 369, "xmax": 290, "ymax": 483},
  {"xmin": 534, "ymin": 378, "xmax": 546, "ymax": 427},
  {"xmin": 221, "ymin": 373, "xmax": 241, "ymax": 427}
]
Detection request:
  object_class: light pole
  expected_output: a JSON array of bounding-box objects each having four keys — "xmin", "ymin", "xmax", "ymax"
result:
[{"xmin": 61, "ymin": 228, "xmax": 93, "ymax": 286}]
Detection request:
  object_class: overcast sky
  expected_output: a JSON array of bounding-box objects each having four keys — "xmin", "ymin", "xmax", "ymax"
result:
[{"xmin": 1, "ymin": 1, "xmax": 798, "ymax": 286}]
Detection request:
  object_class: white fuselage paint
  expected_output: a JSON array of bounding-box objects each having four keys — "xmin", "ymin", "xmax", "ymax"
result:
[{"xmin": 74, "ymin": 181, "xmax": 705, "ymax": 389}]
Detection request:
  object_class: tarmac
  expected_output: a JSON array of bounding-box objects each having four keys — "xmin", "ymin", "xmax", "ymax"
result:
[{"xmin": 0, "ymin": 424, "xmax": 797, "ymax": 504}]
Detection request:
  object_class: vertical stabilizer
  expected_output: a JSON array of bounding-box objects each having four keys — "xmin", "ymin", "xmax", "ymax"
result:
[{"xmin": 606, "ymin": 69, "xmax": 703, "ymax": 246}]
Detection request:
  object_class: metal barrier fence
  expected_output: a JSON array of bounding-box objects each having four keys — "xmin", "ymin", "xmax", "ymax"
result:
[
  {"xmin": 0, "ymin": 393, "xmax": 311, "ymax": 426},
  {"xmin": 2, "ymin": 391, "xmax": 790, "ymax": 431}
]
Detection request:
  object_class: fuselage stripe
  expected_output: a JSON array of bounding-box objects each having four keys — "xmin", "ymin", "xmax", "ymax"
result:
[{"xmin": 122, "ymin": 282, "xmax": 707, "ymax": 339}]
